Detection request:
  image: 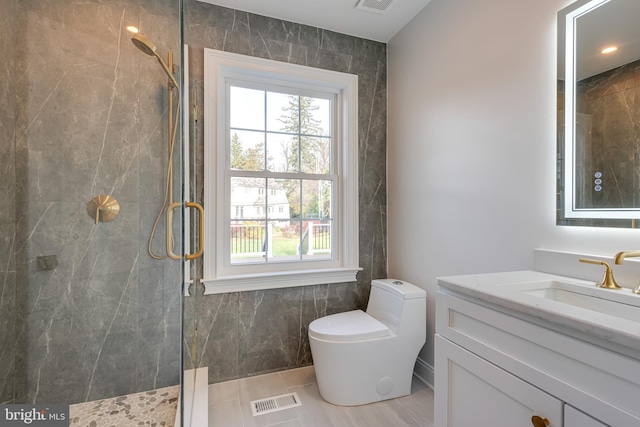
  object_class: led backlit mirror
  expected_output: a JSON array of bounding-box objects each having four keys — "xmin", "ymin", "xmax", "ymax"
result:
[{"xmin": 558, "ymin": 0, "xmax": 640, "ymax": 227}]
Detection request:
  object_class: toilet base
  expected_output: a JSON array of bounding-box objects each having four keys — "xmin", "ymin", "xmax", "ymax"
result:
[
  {"xmin": 310, "ymin": 335, "xmax": 417, "ymax": 406},
  {"xmin": 315, "ymin": 366, "xmax": 414, "ymax": 406}
]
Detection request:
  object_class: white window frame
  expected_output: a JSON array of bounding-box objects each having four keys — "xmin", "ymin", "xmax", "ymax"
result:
[{"xmin": 203, "ymin": 49, "xmax": 361, "ymax": 294}]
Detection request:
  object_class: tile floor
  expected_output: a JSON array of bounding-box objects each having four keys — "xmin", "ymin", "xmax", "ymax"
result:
[
  {"xmin": 208, "ymin": 366, "xmax": 435, "ymax": 427},
  {"xmin": 69, "ymin": 385, "xmax": 179, "ymax": 426},
  {"xmin": 67, "ymin": 366, "xmax": 434, "ymax": 426}
]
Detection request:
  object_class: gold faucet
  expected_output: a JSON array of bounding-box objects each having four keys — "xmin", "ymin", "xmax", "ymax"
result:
[
  {"xmin": 614, "ymin": 250, "xmax": 640, "ymax": 264},
  {"xmin": 579, "ymin": 258, "xmax": 621, "ymax": 289},
  {"xmin": 613, "ymin": 251, "xmax": 640, "ymax": 294}
]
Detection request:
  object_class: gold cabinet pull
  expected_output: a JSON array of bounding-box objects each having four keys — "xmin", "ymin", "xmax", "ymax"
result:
[
  {"xmin": 531, "ymin": 415, "xmax": 549, "ymax": 426},
  {"xmin": 166, "ymin": 201, "xmax": 204, "ymax": 261}
]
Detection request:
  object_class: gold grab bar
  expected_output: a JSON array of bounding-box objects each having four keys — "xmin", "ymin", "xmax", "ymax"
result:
[
  {"xmin": 185, "ymin": 202, "xmax": 204, "ymax": 261},
  {"xmin": 167, "ymin": 201, "xmax": 204, "ymax": 261}
]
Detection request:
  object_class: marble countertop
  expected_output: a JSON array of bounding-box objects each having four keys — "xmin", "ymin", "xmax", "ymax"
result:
[{"xmin": 437, "ymin": 270, "xmax": 640, "ymax": 356}]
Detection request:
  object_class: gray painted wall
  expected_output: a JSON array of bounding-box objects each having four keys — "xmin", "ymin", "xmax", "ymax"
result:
[{"xmin": 388, "ymin": 0, "xmax": 640, "ymax": 383}]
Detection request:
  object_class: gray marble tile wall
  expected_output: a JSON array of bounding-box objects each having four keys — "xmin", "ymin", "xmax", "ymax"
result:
[
  {"xmin": 5, "ymin": 0, "xmax": 183, "ymax": 404},
  {"xmin": 184, "ymin": 1, "xmax": 388, "ymax": 383},
  {"xmin": 556, "ymin": 80, "xmax": 634, "ymax": 228},
  {"xmin": 576, "ymin": 59, "xmax": 640, "ymax": 210},
  {"xmin": 0, "ymin": 0, "xmax": 17, "ymax": 406},
  {"xmin": 2, "ymin": 0, "xmax": 387, "ymax": 404}
]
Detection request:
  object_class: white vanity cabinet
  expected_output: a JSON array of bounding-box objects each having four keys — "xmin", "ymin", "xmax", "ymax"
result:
[
  {"xmin": 435, "ymin": 273, "xmax": 640, "ymax": 427},
  {"xmin": 436, "ymin": 335, "xmax": 563, "ymax": 426},
  {"xmin": 564, "ymin": 406, "xmax": 607, "ymax": 427}
]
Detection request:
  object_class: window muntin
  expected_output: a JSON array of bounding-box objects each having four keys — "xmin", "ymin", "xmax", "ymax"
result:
[{"xmin": 227, "ymin": 84, "xmax": 335, "ymax": 266}]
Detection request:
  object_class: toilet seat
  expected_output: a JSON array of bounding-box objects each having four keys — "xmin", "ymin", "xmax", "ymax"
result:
[{"xmin": 309, "ymin": 310, "xmax": 389, "ymax": 342}]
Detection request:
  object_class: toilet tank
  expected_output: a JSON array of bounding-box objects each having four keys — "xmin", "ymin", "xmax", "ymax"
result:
[{"xmin": 366, "ymin": 279, "xmax": 426, "ymax": 334}]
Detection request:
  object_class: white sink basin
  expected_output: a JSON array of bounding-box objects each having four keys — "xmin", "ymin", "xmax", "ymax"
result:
[
  {"xmin": 437, "ymin": 270, "xmax": 640, "ymax": 354},
  {"xmin": 510, "ymin": 280, "xmax": 640, "ymax": 322}
]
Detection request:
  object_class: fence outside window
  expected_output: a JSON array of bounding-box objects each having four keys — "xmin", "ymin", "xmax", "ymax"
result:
[{"xmin": 230, "ymin": 222, "xmax": 331, "ymax": 261}]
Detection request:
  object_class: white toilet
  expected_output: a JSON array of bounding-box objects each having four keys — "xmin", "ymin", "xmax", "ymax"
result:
[{"xmin": 308, "ymin": 279, "xmax": 426, "ymax": 406}]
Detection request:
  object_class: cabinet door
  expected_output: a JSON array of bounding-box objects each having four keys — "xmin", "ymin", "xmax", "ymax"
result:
[
  {"xmin": 435, "ymin": 335, "xmax": 563, "ymax": 427},
  {"xmin": 565, "ymin": 405, "xmax": 607, "ymax": 427}
]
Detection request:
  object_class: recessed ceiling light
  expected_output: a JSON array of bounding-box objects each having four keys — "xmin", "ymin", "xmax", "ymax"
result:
[
  {"xmin": 601, "ymin": 46, "xmax": 618, "ymax": 54},
  {"xmin": 126, "ymin": 26, "xmax": 139, "ymax": 34}
]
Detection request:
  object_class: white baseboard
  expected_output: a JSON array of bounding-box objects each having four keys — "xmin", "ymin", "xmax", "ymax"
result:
[
  {"xmin": 175, "ymin": 367, "xmax": 209, "ymax": 427},
  {"xmin": 413, "ymin": 357, "xmax": 434, "ymax": 389}
]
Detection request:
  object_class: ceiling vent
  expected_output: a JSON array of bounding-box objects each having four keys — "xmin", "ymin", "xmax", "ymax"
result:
[{"xmin": 356, "ymin": 0, "xmax": 394, "ymax": 13}]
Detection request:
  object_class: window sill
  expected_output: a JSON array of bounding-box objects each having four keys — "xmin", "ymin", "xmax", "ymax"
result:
[{"xmin": 202, "ymin": 267, "xmax": 362, "ymax": 294}]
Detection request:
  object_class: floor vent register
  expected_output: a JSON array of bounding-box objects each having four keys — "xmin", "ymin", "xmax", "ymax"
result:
[{"xmin": 250, "ymin": 392, "xmax": 302, "ymax": 416}]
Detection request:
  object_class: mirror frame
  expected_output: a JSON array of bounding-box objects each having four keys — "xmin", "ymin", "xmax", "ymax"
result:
[{"xmin": 558, "ymin": 0, "xmax": 640, "ymax": 225}]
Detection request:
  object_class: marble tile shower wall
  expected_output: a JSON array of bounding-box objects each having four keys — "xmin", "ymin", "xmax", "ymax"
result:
[
  {"xmin": 0, "ymin": 0, "xmax": 17, "ymax": 406},
  {"xmin": 185, "ymin": 1, "xmax": 388, "ymax": 383},
  {"xmin": 3, "ymin": 0, "xmax": 183, "ymax": 404}
]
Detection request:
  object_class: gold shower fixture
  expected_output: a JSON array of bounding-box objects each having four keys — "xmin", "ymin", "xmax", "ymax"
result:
[
  {"xmin": 131, "ymin": 33, "xmax": 204, "ymax": 261},
  {"xmin": 87, "ymin": 195, "xmax": 120, "ymax": 225}
]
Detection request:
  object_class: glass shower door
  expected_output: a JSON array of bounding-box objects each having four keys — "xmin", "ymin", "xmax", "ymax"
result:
[
  {"xmin": 179, "ymin": 32, "xmax": 207, "ymax": 426},
  {"xmin": 0, "ymin": 1, "xmax": 199, "ymax": 426}
]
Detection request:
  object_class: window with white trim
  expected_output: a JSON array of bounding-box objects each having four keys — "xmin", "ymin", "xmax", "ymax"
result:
[{"xmin": 203, "ymin": 49, "xmax": 360, "ymax": 294}]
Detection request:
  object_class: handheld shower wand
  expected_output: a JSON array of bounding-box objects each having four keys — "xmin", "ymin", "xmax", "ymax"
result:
[
  {"xmin": 132, "ymin": 33, "xmax": 181, "ymax": 260},
  {"xmin": 131, "ymin": 33, "xmax": 179, "ymax": 90}
]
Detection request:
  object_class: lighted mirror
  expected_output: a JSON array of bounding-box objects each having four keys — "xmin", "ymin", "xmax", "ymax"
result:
[{"xmin": 558, "ymin": 0, "xmax": 640, "ymax": 227}]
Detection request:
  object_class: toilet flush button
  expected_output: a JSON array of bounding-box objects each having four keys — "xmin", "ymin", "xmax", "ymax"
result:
[{"xmin": 392, "ymin": 281, "xmax": 403, "ymax": 285}]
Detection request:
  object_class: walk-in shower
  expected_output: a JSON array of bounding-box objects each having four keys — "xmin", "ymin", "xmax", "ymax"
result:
[{"xmin": 1, "ymin": 1, "xmax": 195, "ymax": 425}]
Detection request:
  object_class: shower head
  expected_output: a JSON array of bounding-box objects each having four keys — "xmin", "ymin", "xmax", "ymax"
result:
[
  {"xmin": 131, "ymin": 33, "xmax": 157, "ymax": 56},
  {"xmin": 131, "ymin": 33, "xmax": 179, "ymax": 90}
]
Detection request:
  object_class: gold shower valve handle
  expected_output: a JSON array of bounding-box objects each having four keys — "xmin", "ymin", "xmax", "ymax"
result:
[
  {"xmin": 531, "ymin": 415, "xmax": 549, "ymax": 427},
  {"xmin": 579, "ymin": 258, "xmax": 622, "ymax": 290},
  {"xmin": 87, "ymin": 195, "xmax": 120, "ymax": 225}
]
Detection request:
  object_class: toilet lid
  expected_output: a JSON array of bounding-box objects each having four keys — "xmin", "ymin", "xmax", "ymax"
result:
[{"xmin": 308, "ymin": 310, "xmax": 389, "ymax": 342}]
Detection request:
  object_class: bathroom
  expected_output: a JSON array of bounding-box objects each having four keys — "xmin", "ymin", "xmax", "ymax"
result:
[{"xmin": 2, "ymin": 0, "xmax": 640, "ymax": 425}]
